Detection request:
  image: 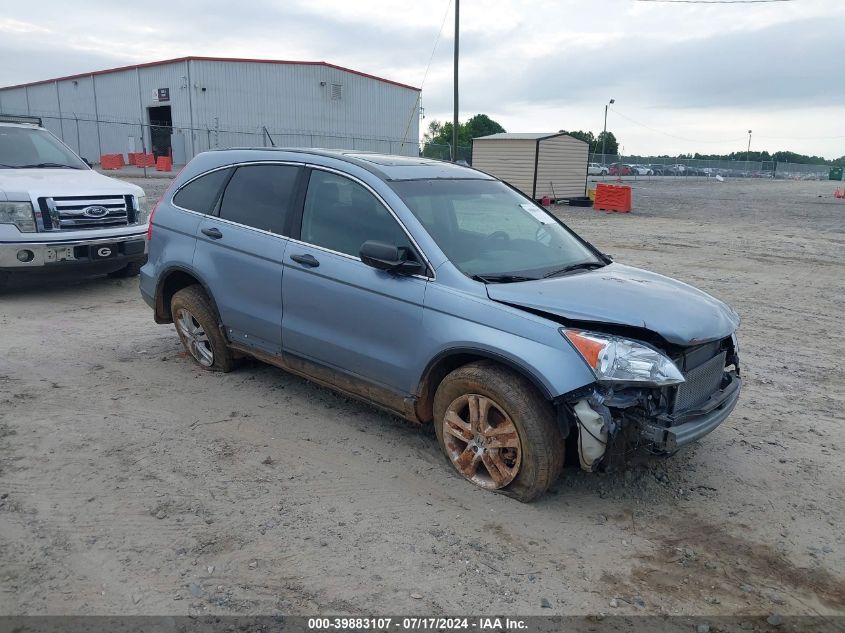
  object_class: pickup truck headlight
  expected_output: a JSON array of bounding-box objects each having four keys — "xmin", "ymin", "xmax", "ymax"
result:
[
  {"xmin": 562, "ymin": 329, "xmax": 685, "ymax": 386},
  {"xmin": 0, "ymin": 202, "xmax": 37, "ymax": 233},
  {"xmin": 134, "ymin": 195, "xmax": 151, "ymax": 225}
]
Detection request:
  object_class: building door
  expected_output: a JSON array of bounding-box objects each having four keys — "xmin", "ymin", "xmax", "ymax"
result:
[{"xmin": 147, "ymin": 105, "xmax": 172, "ymax": 159}]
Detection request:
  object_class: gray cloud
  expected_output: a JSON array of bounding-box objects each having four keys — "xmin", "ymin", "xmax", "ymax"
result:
[
  {"xmin": 423, "ymin": 15, "xmax": 843, "ymax": 116},
  {"xmin": 1, "ymin": 1, "xmax": 841, "ymax": 156}
]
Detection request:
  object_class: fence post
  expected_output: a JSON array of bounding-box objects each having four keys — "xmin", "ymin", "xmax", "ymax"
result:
[
  {"xmin": 73, "ymin": 113, "xmax": 81, "ymax": 157},
  {"xmin": 139, "ymin": 119, "xmax": 148, "ymax": 179}
]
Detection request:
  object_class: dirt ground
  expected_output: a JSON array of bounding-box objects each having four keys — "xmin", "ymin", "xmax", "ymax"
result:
[{"xmin": 1, "ymin": 176, "xmax": 843, "ymax": 617}]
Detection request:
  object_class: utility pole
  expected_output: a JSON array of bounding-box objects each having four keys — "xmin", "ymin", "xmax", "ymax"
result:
[
  {"xmin": 601, "ymin": 98, "xmax": 615, "ymax": 163},
  {"xmin": 452, "ymin": 0, "xmax": 459, "ymax": 162},
  {"xmin": 746, "ymin": 129, "xmax": 752, "ymax": 165}
]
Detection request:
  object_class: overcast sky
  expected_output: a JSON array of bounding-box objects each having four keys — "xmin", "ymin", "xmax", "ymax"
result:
[{"xmin": 1, "ymin": 0, "xmax": 842, "ymax": 158}]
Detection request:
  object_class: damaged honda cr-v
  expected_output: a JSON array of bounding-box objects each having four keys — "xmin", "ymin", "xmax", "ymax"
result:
[{"xmin": 141, "ymin": 149, "xmax": 741, "ymax": 502}]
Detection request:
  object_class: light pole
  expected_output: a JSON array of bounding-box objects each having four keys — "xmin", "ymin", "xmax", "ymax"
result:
[
  {"xmin": 601, "ymin": 98, "xmax": 615, "ymax": 164},
  {"xmin": 452, "ymin": 0, "xmax": 459, "ymax": 162},
  {"xmin": 746, "ymin": 129, "xmax": 752, "ymax": 165}
]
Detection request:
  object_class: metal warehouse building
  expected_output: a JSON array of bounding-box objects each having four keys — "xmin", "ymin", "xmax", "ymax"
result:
[
  {"xmin": 472, "ymin": 132, "xmax": 589, "ymax": 200},
  {"xmin": 0, "ymin": 56, "xmax": 421, "ymax": 165}
]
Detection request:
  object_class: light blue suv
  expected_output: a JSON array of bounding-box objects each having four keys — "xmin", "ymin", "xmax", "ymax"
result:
[{"xmin": 140, "ymin": 149, "xmax": 741, "ymax": 501}]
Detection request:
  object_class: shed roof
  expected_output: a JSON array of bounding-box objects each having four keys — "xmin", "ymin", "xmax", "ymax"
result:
[
  {"xmin": 0, "ymin": 56, "xmax": 420, "ymax": 92},
  {"xmin": 474, "ymin": 132, "xmax": 588, "ymax": 144}
]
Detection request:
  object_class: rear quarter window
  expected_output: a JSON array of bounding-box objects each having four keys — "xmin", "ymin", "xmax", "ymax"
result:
[{"xmin": 172, "ymin": 168, "xmax": 232, "ymax": 214}]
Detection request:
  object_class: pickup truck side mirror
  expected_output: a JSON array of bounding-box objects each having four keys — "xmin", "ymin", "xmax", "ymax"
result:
[{"xmin": 359, "ymin": 240, "xmax": 423, "ymax": 276}]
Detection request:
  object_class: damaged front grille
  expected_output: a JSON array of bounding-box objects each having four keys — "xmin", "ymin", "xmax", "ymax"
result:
[{"xmin": 672, "ymin": 351, "xmax": 726, "ymax": 413}]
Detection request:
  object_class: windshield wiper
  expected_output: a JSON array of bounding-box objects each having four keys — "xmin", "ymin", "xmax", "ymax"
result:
[
  {"xmin": 470, "ymin": 274, "xmax": 537, "ymax": 284},
  {"xmin": 15, "ymin": 162, "xmax": 82, "ymax": 169},
  {"xmin": 542, "ymin": 261, "xmax": 606, "ymax": 279}
]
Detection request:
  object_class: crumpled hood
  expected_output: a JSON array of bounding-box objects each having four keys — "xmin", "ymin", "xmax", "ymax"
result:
[
  {"xmin": 0, "ymin": 168, "xmax": 143, "ymax": 199},
  {"xmin": 486, "ymin": 263, "xmax": 739, "ymax": 346}
]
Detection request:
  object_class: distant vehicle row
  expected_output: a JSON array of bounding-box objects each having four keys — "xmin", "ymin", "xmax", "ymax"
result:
[{"xmin": 587, "ymin": 163, "xmax": 798, "ymax": 178}]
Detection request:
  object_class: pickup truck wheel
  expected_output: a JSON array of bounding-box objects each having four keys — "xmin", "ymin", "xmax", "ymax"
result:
[
  {"xmin": 170, "ymin": 285, "xmax": 234, "ymax": 372},
  {"xmin": 433, "ymin": 361, "xmax": 564, "ymax": 502},
  {"xmin": 108, "ymin": 259, "xmax": 145, "ymax": 278}
]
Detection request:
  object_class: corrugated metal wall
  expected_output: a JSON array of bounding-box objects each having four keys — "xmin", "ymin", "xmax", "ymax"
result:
[
  {"xmin": 92, "ymin": 70, "xmax": 144, "ymax": 158},
  {"xmin": 535, "ymin": 135, "xmax": 589, "ymax": 199},
  {"xmin": 0, "ymin": 59, "xmax": 420, "ymax": 162},
  {"xmin": 187, "ymin": 60, "xmax": 418, "ymax": 155},
  {"xmin": 471, "ymin": 139, "xmax": 537, "ymax": 197},
  {"xmin": 56, "ymin": 75, "xmax": 99, "ymax": 159}
]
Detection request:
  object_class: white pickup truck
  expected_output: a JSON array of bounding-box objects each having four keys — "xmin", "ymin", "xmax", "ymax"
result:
[{"xmin": 0, "ymin": 115, "xmax": 149, "ymax": 289}]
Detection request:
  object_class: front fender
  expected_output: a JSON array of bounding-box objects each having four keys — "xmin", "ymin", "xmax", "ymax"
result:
[{"xmin": 415, "ymin": 283, "xmax": 596, "ymax": 400}]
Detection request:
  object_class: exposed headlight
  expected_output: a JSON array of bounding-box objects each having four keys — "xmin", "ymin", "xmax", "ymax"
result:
[
  {"xmin": 0, "ymin": 201, "xmax": 37, "ymax": 233},
  {"xmin": 562, "ymin": 329, "xmax": 685, "ymax": 386},
  {"xmin": 731, "ymin": 331, "xmax": 739, "ymax": 356},
  {"xmin": 134, "ymin": 195, "xmax": 151, "ymax": 225}
]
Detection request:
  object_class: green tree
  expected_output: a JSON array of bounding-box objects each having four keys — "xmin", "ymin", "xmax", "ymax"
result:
[
  {"xmin": 595, "ymin": 131, "xmax": 618, "ymax": 156},
  {"xmin": 423, "ymin": 114, "xmax": 505, "ymax": 148},
  {"xmin": 560, "ymin": 130, "xmax": 595, "ymax": 148},
  {"xmin": 466, "ymin": 114, "xmax": 506, "ymax": 139},
  {"xmin": 560, "ymin": 129, "xmax": 617, "ymax": 155}
]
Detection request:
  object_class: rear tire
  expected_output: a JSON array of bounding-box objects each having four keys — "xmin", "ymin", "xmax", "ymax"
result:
[
  {"xmin": 433, "ymin": 361, "xmax": 564, "ymax": 502},
  {"xmin": 108, "ymin": 259, "xmax": 145, "ymax": 278},
  {"xmin": 171, "ymin": 285, "xmax": 234, "ymax": 372}
]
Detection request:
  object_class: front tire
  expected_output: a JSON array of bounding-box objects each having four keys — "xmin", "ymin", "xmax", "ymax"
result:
[
  {"xmin": 108, "ymin": 258, "xmax": 145, "ymax": 278},
  {"xmin": 433, "ymin": 361, "xmax": 564, "ymax": 502},
  {"xmin": 171, "ymin": 285, "xmax": 234, "ymax": 372}
]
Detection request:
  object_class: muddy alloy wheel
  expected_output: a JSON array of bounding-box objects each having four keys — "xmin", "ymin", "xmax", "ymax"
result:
[
  {"xmin": 176, "ymin": 308, "xmax": 214, "ymax": 367},
  {"xmin": 433, "ymin": 361, "xmax": 564, "ymax": 502},
  {"xmin": 170, "ymin": 284, "xmax": 234, "ymax": 372},
  {"xmin": 442, "ymin": 394, "xmax": 522, "ymax": 490}
]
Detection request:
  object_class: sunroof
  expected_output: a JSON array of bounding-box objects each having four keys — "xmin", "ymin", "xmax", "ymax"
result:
[{"xmin": 347, "ymin": 153, "xmax": 435, "ymax": 166}]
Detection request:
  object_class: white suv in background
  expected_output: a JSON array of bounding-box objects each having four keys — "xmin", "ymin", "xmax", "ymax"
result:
[{"xmin": 0, "ymin": 115, "xmax": 149, "ymax": 289}]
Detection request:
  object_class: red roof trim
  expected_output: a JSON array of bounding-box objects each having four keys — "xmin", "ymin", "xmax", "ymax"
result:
[{"xmin": 0, "ymin": 56, "xmax": 421, "ymax": 92}]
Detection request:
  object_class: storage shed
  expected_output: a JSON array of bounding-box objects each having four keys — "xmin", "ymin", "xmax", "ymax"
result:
[{"xmin": 471, "ymin": 132, "xmax": 589, "ymax": 200}]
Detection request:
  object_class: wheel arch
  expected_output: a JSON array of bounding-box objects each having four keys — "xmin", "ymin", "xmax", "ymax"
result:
[
  {"xmin": 154, "ymin": 265, "xmax": 222, "ymax": 326},
  {"xmin": 414, "ymin": 347, "xmax": 554, "ymax": 423}
]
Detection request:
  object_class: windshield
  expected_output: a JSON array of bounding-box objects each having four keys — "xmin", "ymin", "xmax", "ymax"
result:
[
  {"xmin": 0, "ymin": 126, "xmax": 87, "ymax": 169},
  {"xmin": 391, "ymin": 178, "xmax": 602, "ymax": 280}
]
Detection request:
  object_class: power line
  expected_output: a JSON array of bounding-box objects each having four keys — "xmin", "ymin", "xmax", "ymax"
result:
[
  {"xmin": 400, "ymin": 0, "xmax": 453, "ymax": 150},
  {"xmin": 608, "ymin": 107, "xmax": 747, "ymax": 144},
  {"xmin": 419, "ymin": 0, "xmax": 453, "ymax": 94}
]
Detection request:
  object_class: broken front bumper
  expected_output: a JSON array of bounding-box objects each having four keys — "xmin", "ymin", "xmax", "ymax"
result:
[{"xmin": 640, "ymin": 371, "xmax": 741, "ymax": 452}]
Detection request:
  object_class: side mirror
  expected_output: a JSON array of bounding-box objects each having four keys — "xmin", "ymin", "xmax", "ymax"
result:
[{"xmin": 359, "ymin": 240, "xmax": 423, "ymax": 276}]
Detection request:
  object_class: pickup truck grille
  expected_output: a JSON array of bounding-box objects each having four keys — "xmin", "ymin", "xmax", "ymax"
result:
[
  {"xmin": 672, "ymin": 351, "xmax": 727, "ymax": 413},
  {"xmin": 38, "ymin": 195, "xmax": 133, "ymax": 231}
]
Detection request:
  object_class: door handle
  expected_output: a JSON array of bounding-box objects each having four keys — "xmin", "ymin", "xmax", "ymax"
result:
[
  {"xmin": 201, "ymin": 227, "xmax": 223, "ymax": 239},
  {"xmin": 290, "ymin": 253, "xmax": 320, "ymax": 268}
]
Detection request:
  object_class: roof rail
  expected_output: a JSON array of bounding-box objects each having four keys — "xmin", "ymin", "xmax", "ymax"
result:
[{"xmin": 0, "ymin": 113, "xmax": 43, "ymax": 126}]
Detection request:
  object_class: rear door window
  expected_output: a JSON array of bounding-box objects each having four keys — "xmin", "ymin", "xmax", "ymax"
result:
[
  {"xmin": 173, "ymin": 168, "xmax": 231, "ymax": 214},
  {"xmin": 219, "ymin": 164, "xmax": 300, "ymax": 234}
]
